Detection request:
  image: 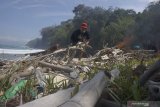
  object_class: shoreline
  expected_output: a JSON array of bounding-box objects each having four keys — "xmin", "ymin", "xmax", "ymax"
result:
[{"xmin": 0, "ymin": 48, "xmax": 44, "ymax": 61}]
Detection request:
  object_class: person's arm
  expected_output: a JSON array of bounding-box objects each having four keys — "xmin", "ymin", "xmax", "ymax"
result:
[
  {"xmin": 71, "ymin": 30, "xmax": 79, "ymax": 45},
  {"xmin": 70, "ymin": 32, "xmax": 74, "ymax": 44},
  {"xmin": 86, "ymin": 31, "xmax": 90, "ymax": 40},
  {"xmin": 84, "ymin": 31, "xmax": 90, "ymax": 44}
]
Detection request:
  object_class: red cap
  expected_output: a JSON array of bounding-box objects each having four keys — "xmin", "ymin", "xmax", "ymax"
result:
[{"xmin": 81, "ymin": 22, "xmax": 88, "ymax": 29}]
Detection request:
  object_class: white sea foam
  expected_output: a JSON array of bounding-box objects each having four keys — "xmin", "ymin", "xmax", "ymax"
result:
[
  {"xmin": 0, "ymin": 48, "xmax": 44, "ymax": 54},
  {"xmin": 0, "ymin": 48, "xmax": 44, "ymax": 60}
]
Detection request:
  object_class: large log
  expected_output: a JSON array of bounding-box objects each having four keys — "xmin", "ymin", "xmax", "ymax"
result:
[
  {"xmin": 19, "ymin": 71, "xmax": 108, "ymax": 107},
  {"xmin": 18, "ymin": 88, "xmax": 74, "ymax": 107},
  {"xmin": 139, "ymin": 60, "xmax": 160, "ymax": 86},
  {"xmin": 59, "ymin": 71, "xmax": 107, "ymax": 107},
  {"xmin": 19, "ymin": 81, "xmax": 88, "ymax": 107},
  {"xmin": 38, "ymin": 61, "xmax": 75, "ymax": 73}
]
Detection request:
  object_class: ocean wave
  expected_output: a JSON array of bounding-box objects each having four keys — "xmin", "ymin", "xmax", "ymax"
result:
[{"xmin": 0, "ymin": 48, "xmax": 44, "ymax": 54}]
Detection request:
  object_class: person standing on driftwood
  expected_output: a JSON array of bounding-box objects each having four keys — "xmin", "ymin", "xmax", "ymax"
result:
[{"xmin": 66, "ymin": 22, "xmax": 90, "ymax": 62}]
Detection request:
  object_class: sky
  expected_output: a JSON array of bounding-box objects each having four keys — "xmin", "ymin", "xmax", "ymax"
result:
[{"xmin": 0, "ymin": 0, "xmax": 158, "ymax": 45}]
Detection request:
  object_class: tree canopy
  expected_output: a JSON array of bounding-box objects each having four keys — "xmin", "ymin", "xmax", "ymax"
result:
[{"xmin": 27, "ymin": 1, "xmax": 160, "ymax": 52}]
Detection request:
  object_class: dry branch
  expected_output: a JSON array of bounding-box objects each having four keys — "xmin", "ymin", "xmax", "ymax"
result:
[{"xmin": 38, "ymin": 61, "xmax": 75, "ymax": 73}]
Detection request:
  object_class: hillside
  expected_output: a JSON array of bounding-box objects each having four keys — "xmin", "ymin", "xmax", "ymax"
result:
[{"xmin": 27, "ymin": 1, "xmax": 160, "ymax": 52}]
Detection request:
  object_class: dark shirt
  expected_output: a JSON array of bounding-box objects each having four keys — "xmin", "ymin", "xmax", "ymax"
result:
[{"xmin": 71, "ymin": 29, "xmax": 90, "ymax": 45}]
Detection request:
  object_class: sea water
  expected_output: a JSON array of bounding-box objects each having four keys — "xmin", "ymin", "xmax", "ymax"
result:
[{"xmin": 0, "ymin": 48, "xmax": 44, "ymax": 60}]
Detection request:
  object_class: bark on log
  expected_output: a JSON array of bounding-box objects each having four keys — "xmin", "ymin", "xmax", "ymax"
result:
[
  {"xmin": 59, "ymin": 71, "xmax": 106, "ymax": 107},
  {"xmin": 18, "ymin": 88, "xmax": 74, "ymax": 107},
  {"xmin": 19, "ymin": 71, "xmax": 108, "ymax": 107},
  {"xmin": 38, "ymin": 61, "xmax": 75, "ymax": 73},
  {"xmin": 19, "ymin": 81, "xmax": 89, "ymax": 107},
  {"xmin": 19, "ymin": 80, "xmax": 89, "ymax": 107},
  {"xmin": 139, "ymin": 60, "xmax": 160, "ymax": 86}
]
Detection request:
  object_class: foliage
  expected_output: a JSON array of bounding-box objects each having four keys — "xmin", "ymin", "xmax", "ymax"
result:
[
  {"xmin": 27, "ymin": 1, "xmax": 160, "ymax": 52},
  {"xmin": 135, "ymin": 1, "xmax": 160, "ymax": 50},
  {"xmin": 26, "ymin": 38, "xmax": 43, "ymax": 49},
  {"xmin": 106, "ymin": 58, "xmax": 159, "ymax": 104}
]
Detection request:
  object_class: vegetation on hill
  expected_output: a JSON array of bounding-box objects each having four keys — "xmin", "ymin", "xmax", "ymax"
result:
[{"xmin": 27, "ymin": 1, "xmax": 160, "ymax": 52}]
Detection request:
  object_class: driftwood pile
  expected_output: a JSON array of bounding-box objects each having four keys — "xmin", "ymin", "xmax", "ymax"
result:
[{"xmin": 0, "ymin": 42, "xmax": 159, "ymax": 107}]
